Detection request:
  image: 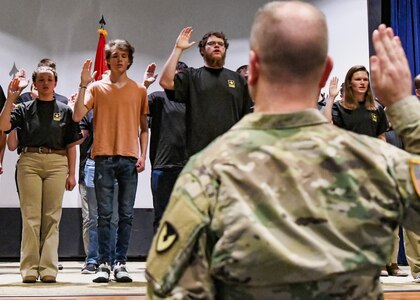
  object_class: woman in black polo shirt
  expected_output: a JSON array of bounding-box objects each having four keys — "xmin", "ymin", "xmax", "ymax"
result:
[
  {"xmin": 331, "ymin": 65, "xmax": 388, "ymax": 140},
  {"xmin": 0, "ymin": 66, "xmax": 82, "ymax": 283}
]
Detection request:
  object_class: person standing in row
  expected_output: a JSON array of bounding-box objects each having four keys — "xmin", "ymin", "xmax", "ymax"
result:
[
  {"xmin": 148, "ymin": 61, "xmax": 189, "ymax": 231},
  {"xmin": 73, "ymin": 39, "xmax": 149, "ymax": 283},
  {"xmin": 0, "ymin": 66, "xmax": 82, "ymax": 283},
  {"xmin": 159, "ymin": 27, "xmax": 252, "ymax": 157},
  {"xmin": 79, "ymin": 108, "xmax": 119, "ymax": 274},
  {"xmin": 331, "ymin": 65, "xmax": 388, "ymax": 140}
]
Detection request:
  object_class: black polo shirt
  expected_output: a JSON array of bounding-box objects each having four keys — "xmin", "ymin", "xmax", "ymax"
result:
[
  {"xmin": 148, "ymin": 91, "xmax": 188, "ymax": 169},
  {"xmin": 172, "ymin": 66, "xmax": 253, "ymax": 156},
  {"xmin": 332, "ymin": 100, "xmax": 388, "ymax": 137},
  {"xmin": 10, "ymin": 99, "xmax": 81, "ymax": 149},
  {"xmin": 78, "ymin": 111, "xmax": 93, "ymax": 183}
]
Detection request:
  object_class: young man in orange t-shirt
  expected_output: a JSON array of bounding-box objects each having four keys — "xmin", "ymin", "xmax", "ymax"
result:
[{"xmin": 73, "ymin": 39, "xmax": 148, "ymax": 283}]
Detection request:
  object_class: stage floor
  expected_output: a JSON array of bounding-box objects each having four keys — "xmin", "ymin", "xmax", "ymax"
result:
[{"xmin": 0, "ymin": 262, "xmax": 418, "ymax": 299}]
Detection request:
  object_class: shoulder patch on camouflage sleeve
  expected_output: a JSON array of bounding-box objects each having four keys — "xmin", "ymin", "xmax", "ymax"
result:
[
  {"xmin": 156, "ymin": 222, "xmax": 178, "ymax": 253},
  {"xmin": 409, "ymin": 160, "xmax": 420, "ymax": 197}
]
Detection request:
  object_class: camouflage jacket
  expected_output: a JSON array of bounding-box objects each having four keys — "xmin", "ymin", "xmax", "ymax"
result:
[{"xmin": 146, "ymin": 96, "xmax": 420, "ymax": 300}]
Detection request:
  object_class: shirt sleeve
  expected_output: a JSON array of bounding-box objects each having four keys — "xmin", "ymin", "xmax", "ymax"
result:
[
  {"xmin": 384, "ymin": 145, "xmax": 420, "ymax": 232},
  {"xmin": 9, "ymin": 103, "xmax": 26, "ymax": 132},
  {"xmin": 386, "ymin": 96, "xmax": 420, "ymax": 154},
  {"xmin": 173, "ymin": 69, "xmax": 190, "ymax": 104},
  {"xmin": 384, "ymin": 96, "xmax": 420, "ymax": 231},
  {"xmin": 146, "ymin": 163, "xmax": 216, "ymax": 299},
  {"xmin": 331, "ymin": 102, "xmax": 344, "ymax": 128},
  {"xmin": 376, "ymin": 104, "xmax": 389, "ymax": 136},
  {"xmin": 140, "ymin": 87, "xmax": 148, "ymax": 116},
  {"xmin": 64, "ymin": 108, "xmax": 83, "ymax": 145}
]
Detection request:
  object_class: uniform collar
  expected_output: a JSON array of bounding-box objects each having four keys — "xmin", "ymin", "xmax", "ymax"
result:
[{"xmin": 232, "ymin": 109, "xmax": 328, "ymax": 130}]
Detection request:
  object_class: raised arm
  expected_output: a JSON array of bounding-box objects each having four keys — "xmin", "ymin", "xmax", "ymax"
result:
[
  {"xmin": 0, "ymin": 78, "xmax": 23, "ymax": 131},
  {"xmin": 73, "ymin": 60, "xmax": 95, "ymax": 122},
  {"xmin": 143, "ymin": 63, "xmax": 158, "ymax": 89},
  {"xmin": 160, "ymin": 27, "xmax": 195, "ymax": 90},
  {"xmin": 323, "ymin": 76, "xmax": 339, "ymax": 122},
  {"xmin": 370, "ymin": 24, "xmax": 419, "ymax": 153}
]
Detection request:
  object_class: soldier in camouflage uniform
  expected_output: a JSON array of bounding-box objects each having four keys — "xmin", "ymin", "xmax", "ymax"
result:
[{"xmin": 146, "ymin": 1, "xmax": 420, "ymax": 299}]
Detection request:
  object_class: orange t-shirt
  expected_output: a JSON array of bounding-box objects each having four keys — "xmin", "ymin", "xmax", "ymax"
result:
[{"xmin": 85, "ymin": 79, "xmax": 148, "ymax": 159}]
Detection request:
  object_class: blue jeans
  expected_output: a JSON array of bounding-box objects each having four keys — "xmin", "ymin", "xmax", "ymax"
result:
[
  {"xmin": 151, "ymin": 167, "xmax": 183, "ymax": 231},
  {"xmin": 94, "ymin": 156, "xmax": 138, "ymax": 265},
  {"xmin": 84, "ymin": 158, "xmax": 118, "ymax": 265}
]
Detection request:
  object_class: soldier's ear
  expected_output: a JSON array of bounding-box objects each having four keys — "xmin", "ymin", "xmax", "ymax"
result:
[{"xmin": 248, "ymin": 50, "xmax": 259, "ymax": 87}]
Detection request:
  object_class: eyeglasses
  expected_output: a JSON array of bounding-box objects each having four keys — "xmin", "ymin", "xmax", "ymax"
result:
[{"xmin": 206, "ymin": 41, "xmax": 225, "ymax": 47}]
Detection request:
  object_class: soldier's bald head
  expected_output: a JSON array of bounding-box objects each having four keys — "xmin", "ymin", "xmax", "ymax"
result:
[{"xmin": 250, "ymin": 1, "xmax": 328, "ymax": 83}]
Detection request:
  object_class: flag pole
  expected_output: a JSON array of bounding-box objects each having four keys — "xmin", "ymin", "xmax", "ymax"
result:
[{"xmin": 94, "ymin": 16, "xmax": 108, "ymax": 81}]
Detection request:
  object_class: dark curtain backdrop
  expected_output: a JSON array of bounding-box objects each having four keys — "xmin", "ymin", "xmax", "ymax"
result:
[
  {"xmin": 390, "ymin": 0, "xmax": 420, "ymax": 85},
  {"xmin": 389, "ymin": 0, "xmax": 420, "ymax": 266}
]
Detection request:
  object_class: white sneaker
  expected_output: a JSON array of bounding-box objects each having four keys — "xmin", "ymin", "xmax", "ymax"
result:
[
  {"xmin": 93, "ymin": 263, "xmax": 110, "ymax": 283},
  {"xmin": 414, "ymin": 274, "xmax": 420, "ymax": 283},
  {"xmin": 113, "ymin": 262, "xmax": 132, "ymax": 282}
]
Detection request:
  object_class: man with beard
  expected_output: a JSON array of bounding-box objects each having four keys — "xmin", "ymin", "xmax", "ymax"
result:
[{"xmin": 159, "ymin": 27, "xmax": 252, "ymax": 157}]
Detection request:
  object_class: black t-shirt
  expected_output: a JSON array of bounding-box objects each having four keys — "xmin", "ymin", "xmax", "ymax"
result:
[
  {"xmin": 332, "ymin": 100, "xmax": 388, "ymax": 137},
  {"xmin": 17, "ymin": 91, "xmax": 69, "ymax": 104},
  {"xmin": 0, "ymin": 85, "xmax": 6, "ymax": 112},
  {"xmin": 148, "ymin": 91, "xmax": 188, "ymax": 169},
  {"xmin": 173, "ymin": 66, "xmax": 252, "ymax": 156},
  {"xmin": 78, "ymin": 111, "xmax": 94, "ymax": 183},
  {"xmin": 10, "ymin": 99, "xmax": 81, "ymax": 149}
]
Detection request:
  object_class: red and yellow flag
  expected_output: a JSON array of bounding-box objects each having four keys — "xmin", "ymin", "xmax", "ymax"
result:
[{"xmin": 94, "ymin": 28, "xmax": 108, "ymax": 81}]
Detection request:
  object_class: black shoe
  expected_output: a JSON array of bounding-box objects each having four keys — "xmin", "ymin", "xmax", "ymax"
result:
[
  {"xmin": 93, "ymin": 263, "xmax": 111, "ymax": 283},
  {"xmin": 81, "ymin": 263, "xmax": 98, "ymax": 274},
  {"xmin": 113, "ymin": 262, "xmax": 132, "ymax": 282}
]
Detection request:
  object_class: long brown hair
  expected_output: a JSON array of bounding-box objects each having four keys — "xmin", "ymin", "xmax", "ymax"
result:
[{"xmin": 342, "ymin": 65, "xmax": 377, "ymax": 110}]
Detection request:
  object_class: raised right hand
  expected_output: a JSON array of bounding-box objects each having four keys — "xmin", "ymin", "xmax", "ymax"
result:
[
  {"xmin": 80, "ymin": 59, "xmax": 96, "ymax": 86},
  {"xmin": 328, "ymin": 76, "xmax": 339, "ymax": 99},
  {"xmin": 7, "ymin": 78, "xmax": 21, "ymax": 102},
  {"xmin": 175, "ymin": 27, "xmax": 196, "ymax": 50},
  {"xmin": 370, "ymin": 24, "xmax": 412, "ymax": 106}
]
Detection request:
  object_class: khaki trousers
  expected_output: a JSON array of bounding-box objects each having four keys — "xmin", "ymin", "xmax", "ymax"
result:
[
  {"xmin": 389, "ymin": 227, "xmax": 400, "ymax": 264},
  {"xmin": 404, "ymin": 229, "xmax": 420, "ymax": 277},
  {"xmin": 17, "ymin": 152, "xmax": 67, "ymax": 279}
]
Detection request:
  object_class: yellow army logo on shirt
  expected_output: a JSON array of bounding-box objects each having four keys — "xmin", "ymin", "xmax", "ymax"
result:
[
  {"xmin": 156, "ymin": 221, "xmax": 179, "ymax": 253},
  {"xmin": 409, "ymin": 160, "xmax": 420, "ymax": 197},
  {"xmin": 370, "ymin": 113, "xmax": 378, "ymax": 122},
  {"xmin": 53, "ymin": 112, "xmax": 62, "ymax": 121},
  {"xmin": 228, "ymin": 80, "xmax": 235, "ymax": 88}
]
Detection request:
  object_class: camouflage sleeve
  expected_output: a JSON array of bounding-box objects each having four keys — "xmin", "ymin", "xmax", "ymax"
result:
[
  {"xmin": 380, "ymin": 97, "xmax": 420, "ymax": 231},
  {"xmin": 386, "ymin": 96, "xmax": 420, "ymax": 154},
  {"xmin": 146, "ymin": 167, "xmax": 217, "ymax": 299}
]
